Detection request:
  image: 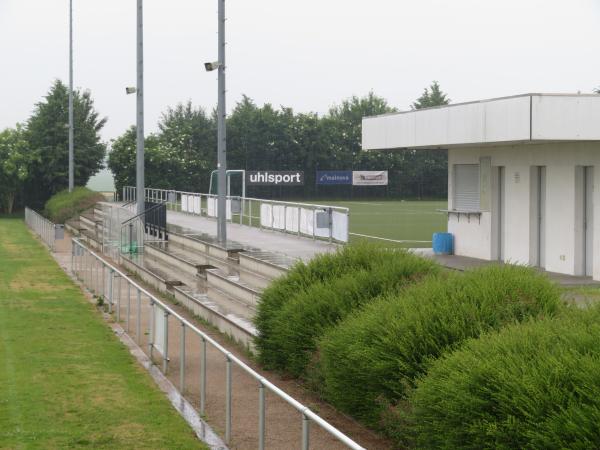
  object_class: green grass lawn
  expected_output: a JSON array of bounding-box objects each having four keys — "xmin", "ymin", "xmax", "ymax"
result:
[
  {"xmin": 323, "ymin": 199, "xmax": 447, "ymax": 247},
  {"xmin": 0, "ymin": 217, "xmax": 206, "ymax": 449}
]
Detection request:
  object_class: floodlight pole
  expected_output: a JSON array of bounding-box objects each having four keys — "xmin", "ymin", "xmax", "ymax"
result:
[
  {"xmin": 68, "ymin": 0, "xmax": 74, "ymax": 192},
  {"xmin": 136, "ymin": 0, "xmax": 145, "ymax": 215},
  {"xmin": 216, "ymin": 0, "xmax": 227, "ymax": 243}
]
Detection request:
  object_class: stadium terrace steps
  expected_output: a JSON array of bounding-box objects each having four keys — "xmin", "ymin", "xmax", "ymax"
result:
[
  {"xmin": 120, "ymin": 252, "xmax": 257, "ymax": 347},
  {"xmin": 77, "ymin": 206, "xmax": 299, "ymax": 348},
  {"xmin": 65, "ymin": 219, "xmax": 85, "ymax": 236}
]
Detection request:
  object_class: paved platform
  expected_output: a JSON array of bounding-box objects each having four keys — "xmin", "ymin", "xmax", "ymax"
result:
[
  {"xmin": 412, "ymin": 248, "xmax": 600, "ymax": 287},
  {"xmin": 166, "ymin": 210, "xmax": 339, "ymax": 262}
]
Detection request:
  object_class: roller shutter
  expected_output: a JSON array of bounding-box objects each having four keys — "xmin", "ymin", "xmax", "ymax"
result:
[{"xmin": 454, "ymin": 164, "xmax": 480, "ymax": 210}]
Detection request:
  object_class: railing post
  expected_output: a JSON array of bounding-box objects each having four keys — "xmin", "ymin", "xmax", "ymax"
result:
[
  {"xmin": 108, "ymin": 269, "xmax": 114, "ymax": 314},
  {"xmin": 126, "ymin": 282, "xmax": 131, "ymax": 332},
  {"xmin": 180, "ymin": 322, "xmax": 186, "ymax": 393},
  {"xmin": 149, "ymin": 301, "xmax": 155, "ymax": 360},
  {"xmin": 136, "ymin": 289, "xmax": 142, "ymax": 341},
  {"xmin": 226, "ymin": 354, "xmax": 232, "ymax": 444},
  {"xmin": 200, "ymin": 336, "xmax": 206, "ymax": 415},
  {"xmin": 162, "ymin": 310, "xmax": 169, "ymax": 374},
  {"xmin": 258, "ymin": 382, "xmax": 265, "ymax": 450},
  {"xmin": 116, "ymin": 274, "xmax": 121, "ymax": 321},
  {"xmin": 302, "ymin": 413, "xmax": 310, "ymax": 450}
]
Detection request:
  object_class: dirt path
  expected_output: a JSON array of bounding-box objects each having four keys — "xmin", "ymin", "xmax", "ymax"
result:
[{"xmin": 51, "ymin": 234, "xmax": 392, "ymax": 450}]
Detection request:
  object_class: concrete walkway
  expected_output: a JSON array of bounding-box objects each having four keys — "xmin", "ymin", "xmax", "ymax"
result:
[
  {"xmin": 166, "ymin": 210, "xmax": 339, "ymax": 262},
  {"xmin": 413, "ymin": 248, "xmax": 600, "ymax": 287}
]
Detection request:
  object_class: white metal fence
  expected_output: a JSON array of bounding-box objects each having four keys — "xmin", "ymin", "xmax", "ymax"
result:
[
  {"xmin": 122, "ymin": 186, "xmax": 350, "ymax": 243},
  {"xmin": 71, "ymin": 238, "xmax": 364, "ymax": 450},
  {"xmin": 25, "ymin": 207, "xmax": 61, "ymax": 250}
]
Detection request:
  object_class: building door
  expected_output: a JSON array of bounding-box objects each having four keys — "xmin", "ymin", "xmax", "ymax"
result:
[
  {"xmin": 537, "ymin": 166, "xmax": 546, "ymax": 268},
  {"xmin": 497, "ymin": 166, "xmax": 505, "ymax": 261},
  {"xmin": 584, "ymin": 166, "xmax": 594, "ymax": 276}
]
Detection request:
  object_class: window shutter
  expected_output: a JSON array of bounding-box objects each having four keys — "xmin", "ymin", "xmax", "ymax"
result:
[{"xmin": 454, "ymin": 164, "xmax": 480, "ymax": 210}]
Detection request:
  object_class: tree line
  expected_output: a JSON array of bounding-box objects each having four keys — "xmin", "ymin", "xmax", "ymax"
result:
[
  {"xmin": 109, "ymin": 82, "xmax": 450, "ymax": 201},
  {"xmin": 0, "ymin": 80, "xmax": 450, "ymax": 213},
  {"xmin": 0, "ymin": 80, "xmax": 106, "ymax": 212}
]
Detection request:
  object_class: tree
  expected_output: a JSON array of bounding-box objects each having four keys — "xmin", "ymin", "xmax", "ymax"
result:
[
  {"xmin": 410, "ymin": 81, "xmax": 450, "ymax": 198},
  {"xmin": 0, "ymin": 125, "xmax": 29, "ymax": 213},
  {"xmin": 24, "ymin": 80, "xmax": 107, "ymax": 206},
  {"xmin": 158, "ymin": 101, "xmax": 216, "ymax": 191},
  {"xmin": 411, "ymin": 81, "xmax": 450, "ymax": 110},
  {"xmin": 108, "ymin": 126, "xmax": 162, "ymax": 195}
]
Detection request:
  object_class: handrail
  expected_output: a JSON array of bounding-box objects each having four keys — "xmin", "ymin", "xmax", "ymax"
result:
[
  {"xmin": 71, "ymin": 237, "xmax": 365, "ymax": 450},
  {"xmin": 122, "ymin": 186, "xmax": 350, "ymax": 243},
  {"xmin": 122, "ymin": 201, "xmax": 166, "ymax": 226}
]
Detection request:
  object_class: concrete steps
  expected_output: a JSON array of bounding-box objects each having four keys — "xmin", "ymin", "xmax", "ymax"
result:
[
  {"xmin": 238, "ymin": 251, "xmax": 295, "ymax": 281},
  {"xmin": 120, "ymin": 252, "xmax": 257, "ymax": 348},
  {"xmin": 206, "ymin": 269, "xmax": 262, "ymax": 308}
]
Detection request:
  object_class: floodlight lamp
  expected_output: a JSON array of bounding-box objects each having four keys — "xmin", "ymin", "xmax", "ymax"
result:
[
  {"xmin": 204, "ymin": 61, "xmax": 221, "ymax": 72},
  {"xmin": 125, "ymin": 87, "xmax": 137, "ymax": 95}
]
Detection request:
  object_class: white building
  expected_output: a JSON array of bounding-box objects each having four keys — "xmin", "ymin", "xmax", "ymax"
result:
[{"xmin": 362, "ymin": 93, "xmax": 600, "ymax": 280}]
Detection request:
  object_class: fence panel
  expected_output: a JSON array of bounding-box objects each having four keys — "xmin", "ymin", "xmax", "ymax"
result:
[
  {"xmin": 24, "ymin": 207, "xmax": 59, "ymax": 250},
  {"xmin": 123, "ymin": 186, "xmax": 349, "ymax": 243}
]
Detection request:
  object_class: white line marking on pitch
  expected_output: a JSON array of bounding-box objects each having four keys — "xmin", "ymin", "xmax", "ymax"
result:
[{"xmin": 350, "ymin": 232, "xmax": 432, "ymax": 244}]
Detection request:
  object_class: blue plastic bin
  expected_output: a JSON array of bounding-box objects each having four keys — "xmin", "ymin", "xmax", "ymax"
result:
[{"xmin": 432, "ymin": 232, "xmax": 453, "ymax": 255}]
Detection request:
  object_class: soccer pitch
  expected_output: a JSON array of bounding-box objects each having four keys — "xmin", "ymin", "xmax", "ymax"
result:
[{"xmin": 323, "ymin": 200, "xmax": 448, "ymax": 247}]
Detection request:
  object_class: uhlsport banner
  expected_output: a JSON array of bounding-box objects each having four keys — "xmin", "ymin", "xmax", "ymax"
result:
[
  {"xmin": 316, "ymin": 171, "xmax": 352, "ymax": 185},
  {"xmin": 352, "ymin": 171, "xmax": 388, "ymax": 186},
  {"xmin": 246, "ymin": 171, "xmax": 304, "ymax": 186}
]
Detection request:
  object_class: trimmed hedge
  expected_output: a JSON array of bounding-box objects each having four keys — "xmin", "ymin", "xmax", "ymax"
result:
[
  {"xmin": 410, "ymin": 306, "xmax": 600, "ymax": 449},
  {"xmin": 317, "ymin": 265, "xmax": 564, "ymax": 428},
  {"xmin": 264, "ymin": 250, "xmax": 439, "ymax": 377},
  {"xmin": 44, "ymin": 187, "xmax": 104, "ymax": 223},
  {"xmin": 255, "ymin": 243, "xmax": 411, "ymax": 369}
]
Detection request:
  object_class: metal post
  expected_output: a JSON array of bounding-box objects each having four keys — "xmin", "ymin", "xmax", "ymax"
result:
[
  {"xmin": 162, "ymin": 311, "xmax": 169, "ymax": 374},
  {"xmin": 116, "ymin": 275, "xmax": 121, "ymax": 321},
  {"xmin": 216, "ymin": 0, "xmax": 227, "ymax": 243},
  {"xmin": 302, "ymin": 414, "xmax": 310, "ymax": 450},
  {"xmin": 136, "ymin": 0, "xmax": 145, "ymax": 216},
  {"xmin": 136, "ymin": 289, "xmax": 141, "ymax": 341},
  {"xmin": 126, "ymin": 282, "xmax": 131, "ymax": 331},
  {"xmin": 180, "ymin": 322, "xmax": 186, "ymax": 393},
  {"xmin": 225, "ymin": 355, "xmax": 232, "ymax": 444},
  {"xmin": 258, "ymin": 383, "xmax": 265, "ymax": 450},
  {"xmin": 108, "ymin": 269, "xmax": 113, "ymax": 314},
  {"xmin": 149, "ymin": 301, "xmax": 155, "ymax": 359},
  {"xmin": 200, "ymin": 337, "xmax": 206, "ymax": 415},
  {"xmin": 68, "ymin": 0, "xmax": 74, "ymax": 192}
]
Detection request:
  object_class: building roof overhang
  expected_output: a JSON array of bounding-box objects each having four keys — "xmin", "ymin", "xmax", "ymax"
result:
[{"xmin": 362, "ymin": 93, "xmax": 600, "ymax": 151}]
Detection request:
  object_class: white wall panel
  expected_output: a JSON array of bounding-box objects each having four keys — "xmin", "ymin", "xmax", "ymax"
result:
[{"xmin": 532, "ymin": 95, "xmax": 600, "ymax": 141}]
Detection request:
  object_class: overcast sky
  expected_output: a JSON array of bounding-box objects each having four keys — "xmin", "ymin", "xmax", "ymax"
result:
[{"xmin": 1, "ymin": 0, "xmax": 599, "ymax": 142}]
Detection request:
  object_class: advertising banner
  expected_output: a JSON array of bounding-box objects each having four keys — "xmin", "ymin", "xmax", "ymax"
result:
[
  {"xmin": 352, "ymin": 171, "xmax": 388, "ymax": 186},
  {"xmin": 246, "ymin": 171, "xmax": 304, "ymax": 186},
  {"xmin": 316, "ymin": 171, "xmax": 352, "ymax": 185}
]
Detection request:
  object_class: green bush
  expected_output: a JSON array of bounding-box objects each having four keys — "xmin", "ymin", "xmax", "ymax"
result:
[
  {"xmin": 44, "ymin": 187, "xmax": 104, "ymax": 223},
  {"xmin": 265, "ymin": 250, "xmax": 438, "ymax": 377},
  {"xmin": 409, "ymin": 306, "xmax": 600, "ymax": 450},
  {"xmin": 317, "ymin": 265, "xmax": 564, "ymax": 428},
  {"xmin": 255, "ymin": 242, "xmax": 405, "ymax": 368}
]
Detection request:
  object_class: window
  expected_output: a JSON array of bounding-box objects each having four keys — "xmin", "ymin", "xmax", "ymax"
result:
[{"xmin": 454, "ymin": 164, "xmax": 480, "ymax": 210}]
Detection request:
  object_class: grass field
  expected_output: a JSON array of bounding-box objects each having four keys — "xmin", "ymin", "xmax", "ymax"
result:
[
  {"xmin": 324, "ymin": 199, "xmax": 448, "ymax": 247},
  {"xmin": 0, "ymin": 217, "xmax": 206, "ymax": 449}
]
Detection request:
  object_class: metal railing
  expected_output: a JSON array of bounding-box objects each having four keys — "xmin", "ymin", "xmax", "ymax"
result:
[
  {"xmin": 122, "ymin": 186, "xmax": 350, "ymax": 243},
  {"xmin": 71, "ymin": 238, "xmax": 365, "ymax": 450},
  {"xmin": 120, "ymin": 202, "xmax": 168, "ymax": 255},
  {"xmin": 25, "ymin": 207, "xmax": 61, "ymax": 250}
]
